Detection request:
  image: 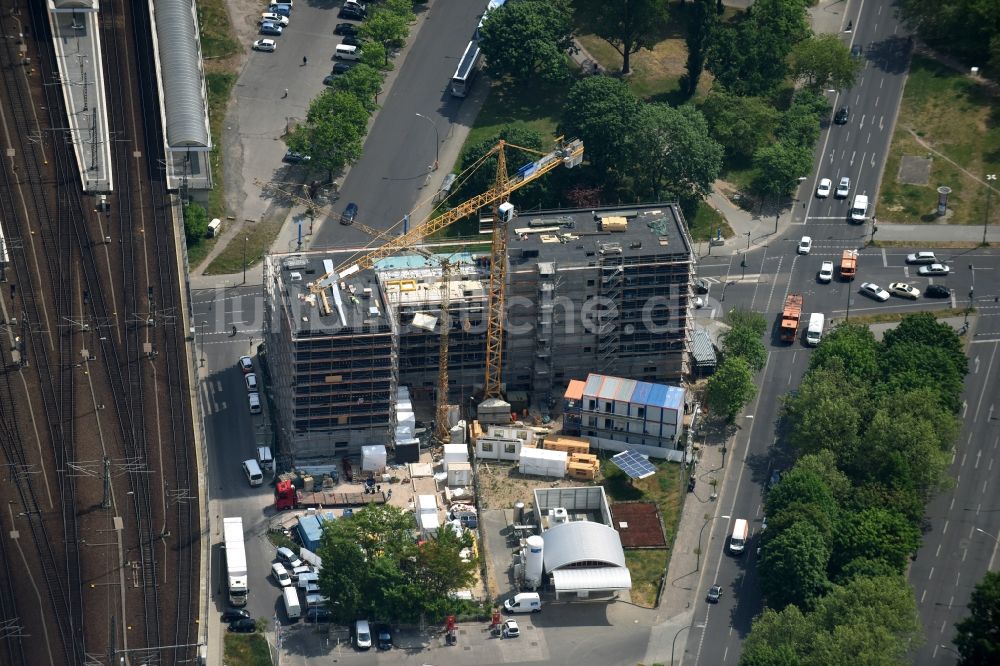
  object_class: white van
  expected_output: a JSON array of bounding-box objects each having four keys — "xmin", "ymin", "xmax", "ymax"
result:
[
  {"xmin": 504, "ymin": 592, "xmax": 541, "ymax": 613},
  {"xmin": 297, "ymin": 572, "xmax": 320, "ymax": 589},
  {"xmin": 729, "ymin": 518, "xmax": 748, "ymax": 554},
  {"xmin": 257, "ymin": 446, "xmax": 273, "ymax": 471},
  {"xmin": 283, "ymin": 586, "xmax": 301, "ymax": 620},
  {"xmin": 243, "ymin": 459, "xmax": 263, "ymax": 486},
  {"xmin": 334, "ymin": 44, "xmax": 360, "ymax": 61},
  {"xmin": 354, "ymin": 619, "xmax": 372, "ymax": 650},
  {"xmin": 805, "ymin": 313, "xmax": 825, "ymax": 347},
  {"xmin": 850, "ymin": 194, "xmax": 868, "ymax": 223},
  {"xmin": 207, "ymin": 218, "xmax": 222, "ymax": 237}
]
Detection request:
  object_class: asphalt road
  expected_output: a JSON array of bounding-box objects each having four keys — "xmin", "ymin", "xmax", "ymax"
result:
[{"xmin": 313, "ymin": 0, "xmax": 484, "ymax": 248}]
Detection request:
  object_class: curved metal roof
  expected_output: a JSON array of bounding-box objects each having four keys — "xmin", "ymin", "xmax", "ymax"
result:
[
  {"xmin": 153, "ymin": 0, "xmax": 209, "ymax": 147},
  {"xmin": 542, "ymin": 521, "xmax": 626, "ymax": 571},
  {"xmin": 52, "ymin": 0, "xmax": 98, "ymax": 9}
]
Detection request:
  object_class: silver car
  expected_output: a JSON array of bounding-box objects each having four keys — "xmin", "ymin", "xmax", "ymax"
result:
[
  {"xmin": 835, "ymin": 177, "xmax": 850, "ymax": 198},
  {"xmin": 860, "ymin": 282, "xmax": 890, "ymax": 301},
  {"xmin": 917, "ymin": 263, "xmax": 950, "ymax": 276}
]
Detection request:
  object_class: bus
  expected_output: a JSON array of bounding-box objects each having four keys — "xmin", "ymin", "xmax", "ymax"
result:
[
  {"xmin": 450, "ymin": 41, "xmax": 481, "ymax": 98},
  {"xmin": 475, "ymin": 0, "xmax": 506, "ymax": 40}
]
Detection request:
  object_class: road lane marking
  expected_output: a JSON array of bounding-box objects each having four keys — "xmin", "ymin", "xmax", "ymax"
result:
[
  {"xmin": 882, "ymin": 249, "xmax": 887, "ymax": 267},
  {"xmin": 973, "ymin": 341, "xmax": 997, "ymax": 422}
]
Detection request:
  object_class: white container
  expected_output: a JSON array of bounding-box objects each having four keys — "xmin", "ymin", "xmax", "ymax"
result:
[
  {"xmin": 524, "ymin": 535, "xmax": 544, "ymax": 588},
  {"xmin": 361, "ymin": 444, "xmax": 387, "ymax": 472}
]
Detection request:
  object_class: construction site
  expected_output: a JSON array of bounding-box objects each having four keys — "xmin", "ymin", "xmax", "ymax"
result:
[{"xmin": 261, "ymin": 140, "xmax": 696, "ymax": 461}]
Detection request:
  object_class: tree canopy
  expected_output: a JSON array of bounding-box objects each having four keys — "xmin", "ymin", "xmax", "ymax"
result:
[
  {"xmin": 899, "ymin": 0, "xmax": 1000, "ymax": 73},
  {"xmin": 759, "ymin": 520, "xmax": 831, "ymax": 610},
  {"xmin": 454, "ymin": 125, "xmax": 548, "ymax": 207},
  {"xmin": 317, "ymin": 504, "xmax": 477, "ymax": 624},
  {"xmin": 576, "ymin": 0, "xmax": 670, "ymax": 75},
  {"xmin": 559, "ymin": 76, "xmax": 643, "ymax": 177},
  {"xmin": 955, "ymin": 570, "xmax": 1000, "ymax": 664},
  {"xmin": 287, "ymin": 90, "xmax": 369, "ymax": 178},
  {"xmin": 699, "ymin": 91, "xmax": 781, "ymax": 160},
  {"xmin": 705, "ymin": 355, "xmax": 757, "ymax": 423},
  {"xmin": 789, "ymin": 33, "xmax": 864, "ymax": 92},
  {"xmin": 478, "ymin": 0, "xmax": 574, "ymax": 85}
]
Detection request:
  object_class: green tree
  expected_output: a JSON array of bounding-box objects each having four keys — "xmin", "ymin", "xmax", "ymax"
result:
[
  {"xmin": 740, "ymin": 604, "xmax": 816, "ymax": 665},
  {"xmin": 725, "ymin": 309, "xmax": 768, "ymax": 336},
  {"xmin": 360, "ymin": 11, "xmax": 407, "ymax": 65},
  {"xmin": 333, "ymin": 64, "xmax": 383, "ymax": 111},
  {"xmin": 360, "ymin": 41, "xmax": 390, "ymax": 71},
  {"xmin": 752, "ymin": 141, "xmax": 813, "ymax": 198},
  {"xmin": 879, "ymin": 342, "xmax": 964, "ymax": 413},
  {"xmin": 705, "ymin": 356, "xmax": 757, "ymax": 423},
  {"xmin": 764, "ymin": 468, "xmax": 840, "ymax": 541},
  {"xmin": 629, "ymin": 103, "xmax": 723, "ymax": 205},
  {"xmin": 706, "ymin": 0, "xmax": 810, "ymax": 96},
  {"xmin": 683, "ymin": 0, "xmax": 718, "ymax": 96},
  {"xmin": 454, "ymin": 125, "xmax": 548, "ymax": 207},
  {"xmin": 781, "ymin": 364, "xmax": 864, "ymax": 458},
  {"xmin": 575, "ymin": 0, "xmax": 669, "ymax": 75},
  {"xmin": 809, "ymin": 323, "xmax": 880, "ymax": 384},
  {"xmin": 699, "ymin": 91, "xmax": 781, "ymax": 160},
  {"xmin": 759, "ymin": 520, "xmax": 831, "ymax": 610},
  {"xmin": 955, "ymin": 570, "xmax": 1000, "ymax": 664},
  {"xmin": 287, "ymin": 90, "xmax": 369, "ymax": 179},
  {"xmin": 829, "ymin": 508, "xmax": 921, "ymax": 577},
  {"xmin": 882, "ymin": 312, "xmax": 967, "ymax": 380},
  {"xmin": 183, "ymin": 201, "xmax": 209, "ymax": 243},
  {"xmin": 479, "ymin": 0, "xmax": 574, "ymax": 85},
  {"xmin": 385, "ymin": 0, "xmax": 416, "ymax": 22},
  {"xmin": 722, "ymin": 323, "xmax": 767, "ymax": 372},
  {"xmin": 789, "ymin": 33, "xmax": 864, "ymax": 92},
  {"xmin": 792, "ymin": 451, "xmax": 852, "ymax": 503},
  {"xmin": 777, "ymin": 91, "xmax": 826, "ymax": 150},
  {"xmin": 559, "ymin": 76, "xmax": 642, "ymax": 177},
  {"xmin": 899, "ymin": 0, "xmax": 1000, "ymax": 72}
]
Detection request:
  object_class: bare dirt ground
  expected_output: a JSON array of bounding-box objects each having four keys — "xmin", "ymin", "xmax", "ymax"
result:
[{"xmin": 476, "ymin": 460, "xmax": 603, "ymax": 510}]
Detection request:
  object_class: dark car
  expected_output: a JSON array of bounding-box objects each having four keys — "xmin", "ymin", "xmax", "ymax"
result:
[
  {"xmin": 334, "ymin": 22, "xmax": 359, "ymax": 36},
  {"xmin": 376, "ymin": 623, "xmax": 393, "ymax": 650},
  {"xmin": 339, "ymin": 7, "xmax": 365, "ymax": 20},
  {"xmin": 694, "ymin": 278, "xmax": 710, "ymax": 294},
  {"xmin": 340, "ymin": 35, "xmax": 362, "ymax": 47},
  {"xmin": 924, "ymin": 284, "xmax": 952, "ymax": 298},
  {"xmin": 283, "ymin": 150, "xmax": 311, "ymax": 164},
  {"xmin": 305, "ymin": 608, "xmax": 334, "ymax": 623},
  {"xmin": 221, "ymin": 608, "xmax": 250, "ymax": 623},
  {"xmin": 834, "ymin": 105, "xmax": 850, "ymax": 124},
  {"xmin": 228, "ymin": 618, "xmax": 257, "ymax": 633},
  {"xmin": 340, "ymin": 202, "xmax": 358, "ymax": 225},
  {"xmin": 767, "ymin": 470, "xmax": 782, "ymax": 490},
  {"xmin": 707, "ymin": 585, "xmax": 723, "ymax": 603},
  {"xmin": 851, "ymin": 44, "xmax": 863, "ymax": 58}
]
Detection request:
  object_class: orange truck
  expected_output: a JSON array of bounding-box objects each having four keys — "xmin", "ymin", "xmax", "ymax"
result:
[
  {"xmin": 840, "ymin": 250, "xmax": 858, "ymax": 280},
  {"xmin": 780, "ymin": 293, "xmax": 804, "ymax": 342}
]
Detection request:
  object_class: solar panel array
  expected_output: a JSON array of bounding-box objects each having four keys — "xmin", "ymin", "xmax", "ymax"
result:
[{"xmin": 611, "ymin": 450, "xmax": 656, "ymax": 480}]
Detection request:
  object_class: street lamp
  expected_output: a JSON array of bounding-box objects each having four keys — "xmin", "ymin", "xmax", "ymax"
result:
[
  {"xmin": 775, "ymin": 176, "xmax": 808, "ymax": 233},
  {"xmin": 672, "ymin": 622, "xmax": 706, "ymax": 666},
  {"xmin": 697, "ymin": 514, "xmax": 730, "ymax": 571},
  {"xmin": 966, "ymin": 263, "xmax": 976, "ymax": 326},
  {"xmin": 242, "ymin": 236, "xmax": 248, "ymax": 285},
  {"xmin": 415, "ymin": 112, "xmax": 439, "ymax": 171},
  {"xmin": 985, "ymin": 174, "xmax": 996, "ymax": 245},
  {"xmin": 974, "ymin": 527, "xmax": 999, "ymax": 544}
]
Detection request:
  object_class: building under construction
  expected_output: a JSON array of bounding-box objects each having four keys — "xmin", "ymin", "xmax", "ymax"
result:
[{"xmin": 262, "ymin": 202, "xmax": 694, "ymax": 461}]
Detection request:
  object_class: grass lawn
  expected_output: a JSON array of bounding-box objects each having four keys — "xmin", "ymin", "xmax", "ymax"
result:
[
  {"xmin": 186, "ymin": 236, "xmax": 220, "ymax": 269},
  {"xmin": 196, "ymin": 0, "xmax": 238, "ymax": 59},
  {"xmin": 204, "ymin": 216, "xmax": 283, "ymax": 275},
  {"xmin": 464, "ymin": 78, "xmax": 566, "ymax": 150},
  {"xmin": 205, "ymin": 72, "xmax": 237, "ymax": 221},
  {"xmin": 878, "ymin": 55, "xmax": 1000, "ymax": 226},
  {"xmin": 602, "ymin": 457, "xmax": 684, "ymax": 608},
  {"xmin": 841, "ymin": 307, "xmax": 971, "ymax": 326},
  {"xmin": 689, "ymin": 201, "xmax": 733, "ymax": 241},
  {"xmin": 224, "ymin": 633, "xmax": 271, "ymax": 666}
]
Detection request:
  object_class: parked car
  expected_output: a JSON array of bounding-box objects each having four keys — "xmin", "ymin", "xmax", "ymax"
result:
[
  {"xmin": 229, "ymin": 618, "xmax": 257, "ymax": 633},
  {"xmin": 925, "ymin": 284, "xmax": 952, "ymax": 298},
  {"xmin": 334, "ymin": 22, "xmax": 359, "ymax": 36},
  {"xmin": 238, "ymin": 355, "xmax": 253, "ymax": 373},
  {"xmin": 860, "ymin": 282, "xmax": 890, "ymax": 301},
  {"xmin": 305, "ymin": 607, "xmax": 334, "ymax": 623},
  {"xmin": 339, "ymin": 6, "xmax": 365, "ymax": 20},
  {"xmin": 797, "ymin": 236, "xmax": 812, "ymax": 255},
  {"xmin": 906, "ymin": 250, "xmax": 938, "ymax": 264},
  {"xmin": 276, "ymin": 546, "xmax": 304, "ymax": 570},
  {"xmin": 707, "ymin": 585, "xmax": 723, "ymax": 603},
  {"xmin": 376, "ymin": 624, "xmax": 393, "ymax": 650},
  {"xmin": 283, "ymin": 150, "xmax": 311, "ymax": 164},
  {"xmin": 818, "ymin": 261, "xmax": 834, "ymax": 283},
  {"xmin": 252, "ymin": 39, "xmax": 276, "ymax": 52},
  {"xmin": 502, "ymin": 619, "xmax": 520, "ymax": 638},
  {"xmin": 340, "ymin": 35, "xmax": 362, "ymax": 47},
  {"xmin": 694, "ymin": 278, "xmax": 710, "ymax": 294},
  {"xmin": 834, "ymin": 105, "xmax": 850, "ymax": 124},
  {"xmin": 340, "ymin": 202, "xmax": 358, "ymax": 225},
  {"xmin": 248, "ymin": 392, "xmax": 261, "ymax": 414},
  {"xmin": 354, "ymin": 619, "xmax": 373, "ymax": 649},
  {"xmin": 245, "ymin": 373, "xmax": 258, "ymax": 392},
  {"xmin": 816, "ymin": 178, "xmax": 832, "ymax": 198},
  {"xmin": 221, "ymin": 608, "xmax": 251, "ymax": 623},
  {"xmin": 271, "ymin": 562, "xmax": 292, "ymax": 587},
  {"xmin": 835, "ymin": 177, "xmax": 850, "ymax": 198},
  {"xmin": 889, "ymin": 282, "xmax": 921, "ymax": 299},
  {"xmin": 260, "ymin": 12, "xmax": 290, "ymax": 26},
  {"xmin": 259, "ymin": 21, "xmax": 283, "ymax": 36},
  {"xmin": 917, "ymin": 263, "xmax": 951, "ymax": 276},
  {"xmin": 851, "ymin": 44, "xmax": 863, "ymax": 58},
  {"xmin": 767, "ymin": 469, "xmax": 782, "ymax": 490}
]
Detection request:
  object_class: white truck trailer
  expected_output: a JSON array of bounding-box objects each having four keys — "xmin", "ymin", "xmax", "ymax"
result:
[{"xmin": 223, "ymin": 517, "xmax": 249, "ymax": 607}]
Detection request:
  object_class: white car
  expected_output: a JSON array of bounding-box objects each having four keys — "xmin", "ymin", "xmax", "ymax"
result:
[
  {"xmin": 906, "ymin": 251, "xmax": 937, "ymax": 264},
  {"xmin": 860, "ymin": 282, "xmax": 890, "ymax": 301},
  {"xmin": 816, "ymin": 178, "xmax": 832, "ymax": 198},
  {"xmin": 245, "ymin": 373, "xmax": 258, "ymax": 392},
  {"xmin": 248, "ymin": 392, "xmax": 261, "ymax": 414},
  {"xmin": 797, "ymin": 236, "xmax": 812, "ymax": 255},
  {"xmin": 818, "ymin": 261, "xmax": 834, "ymax": 283},
  {"xmin": 889, "ymin": 282, "xmax": 920, "ymax": 299},
  {"xmin": 502, "ymin": 619, "xmax": 520, "ymax": 638},
  {"xmin": 276, "ymin": 547, "xmax": 304, "ymax": 570},
  {"xmin": 252, "ymin": 39, "xmax": 276, "ymax": 52},
  {"xmin": 917, "ymin": 263, "xmax": 951, "ymax": 276},
  {"xmin": 260, "ymin": 12, "xmax": 290, "ymax": 26},
  {"xmin": 238, "ymin": 355, "xmax": 254, "ymax": 374},
  {"xmin": 271, "ymin": 562, "xmax": 291, "ymax": 587},
  {"xmin": 835, "ymin": 177, "xmax": 851, "ymax": 198}
]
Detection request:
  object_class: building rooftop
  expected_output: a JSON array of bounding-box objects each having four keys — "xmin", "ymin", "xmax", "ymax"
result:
[
  {"xmin": 581, "ymin": 373, "xmax": 685, "ymax": 412},
  {"xmin": 507, "ymin": 203, "xmax": 693, "ymax": 267}
]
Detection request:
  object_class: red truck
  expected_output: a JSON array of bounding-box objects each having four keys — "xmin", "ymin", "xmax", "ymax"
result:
[
  {"xmin": 274, "ymin": 479, "xmax": 386, "ymax": 511},
  {"xmin": 779, "ymin": 293, "xmax": 804, "ymax": 343}
]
